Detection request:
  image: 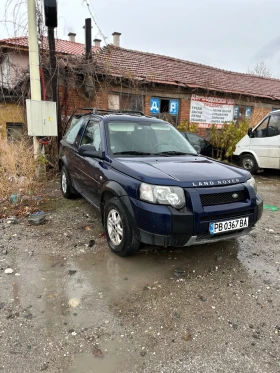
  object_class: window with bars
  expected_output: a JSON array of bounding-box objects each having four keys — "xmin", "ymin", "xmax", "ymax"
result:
[
  {"xmin": 149, "ymin": 97, "xmax": 179, "ymax": 126},
  {"xmin": 108, "ymin": 93, "xmax": 144, "ymax": 112},
  {"xmin": 234, "ymin": 105, "xmax": 253, "ymax": 123}
]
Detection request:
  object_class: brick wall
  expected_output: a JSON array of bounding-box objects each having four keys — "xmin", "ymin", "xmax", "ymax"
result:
[
  {"xmin": 179, "ymin": 98, "xmax": 190, "ymax": 123},
  {"xmin": 57, "ymin": 83, "xmax": 275, "ymax": 141},
  {"xmin": 144, "ymin": 95, "xmax": 151, "ymax": 116},
  {"xmin": 59, "ymin": 84, "xmax": 109, "ymax": 117}
]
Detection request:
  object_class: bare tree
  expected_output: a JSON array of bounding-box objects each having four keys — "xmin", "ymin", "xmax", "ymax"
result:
[{"xmin": 248, "ymin": 61, "xmax": 273, "ymax": 78}]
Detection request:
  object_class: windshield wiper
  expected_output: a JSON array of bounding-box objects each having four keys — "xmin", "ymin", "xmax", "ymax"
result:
[
  {"xmin": 113, "ymin": 151, "xmax": 153, "ymax": 156},
  {"xmin": 154, "ymin": 151, "xmax": 196, "ymax": 156}
]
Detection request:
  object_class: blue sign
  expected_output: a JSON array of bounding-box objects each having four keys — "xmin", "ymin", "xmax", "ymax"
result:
[
  {"xmin": 169, "ymin": 99, "xmax": 179, "ymax": 115},
  {"xmin": 245, "ymin": 107, "xmax": 252, "ymax": 118},
  {"xmin": 150, "ymin": 98, "xmax": 160, "ymax": 114}
]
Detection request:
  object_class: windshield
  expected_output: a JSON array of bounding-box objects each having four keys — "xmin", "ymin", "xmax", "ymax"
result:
[{"xmin": 106, "ymin": 121, "xmax": 197, "ymax": 156}]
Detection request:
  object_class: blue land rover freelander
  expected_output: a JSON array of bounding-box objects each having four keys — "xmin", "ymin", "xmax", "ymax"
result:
[{"xmin": 59, "ymin": 109, "xmax": 263, "ymax": 256}]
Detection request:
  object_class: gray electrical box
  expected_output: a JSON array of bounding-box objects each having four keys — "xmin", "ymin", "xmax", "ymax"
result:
[{"xmin": 26, "ymin": 99, "xmax": 57, "ymax": 136}]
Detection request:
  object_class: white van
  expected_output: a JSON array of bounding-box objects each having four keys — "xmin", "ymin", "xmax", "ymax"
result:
[{"xmin": 234, "ymin": 110, "xmax": 280, "ymax": 173}]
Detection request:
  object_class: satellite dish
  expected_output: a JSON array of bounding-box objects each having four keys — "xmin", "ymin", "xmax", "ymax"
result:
[{"xmin": 44, "ymin": 0, "xmax": 57, "ymax": 28}]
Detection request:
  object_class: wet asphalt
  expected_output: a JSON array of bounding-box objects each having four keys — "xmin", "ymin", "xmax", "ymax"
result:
[{"xmin": 0, "ymin": 171, "xmax": 279, "ymax": 373}]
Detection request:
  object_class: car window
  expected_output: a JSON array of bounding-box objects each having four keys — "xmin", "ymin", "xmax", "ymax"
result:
[
  {"xmin": 81, "ymin": 121, "xmax": 101, "ymax": 151},
  {"xmin": 187, "ymin": 133, "xmax": 207, "ymax": 148},
  {"xmin": 67, "ymin": 115, "xmax": 82, "ymax": 130},
  {"xmin": 64, "ymin": 117, "xmax": 85, "ymax": 145},
  {"xmin": 254, "ymin": 117, "xmax": 269, "ymax": 138},
  {"xmin": 267, "ymin": 115, "xmax": 280, "ymax": 137},
  {"xmin": 107, "ymin": 121, "xmax": 196, "ymax": 155}
]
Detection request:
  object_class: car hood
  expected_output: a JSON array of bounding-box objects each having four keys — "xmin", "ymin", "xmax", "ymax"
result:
[{"xmin": 111, "ymin": 156, "xmax": 250, "ymax": 187}]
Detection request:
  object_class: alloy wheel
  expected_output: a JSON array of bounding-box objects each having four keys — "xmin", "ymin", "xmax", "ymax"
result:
[
  {"xmin": 107, "ymin": 208, "xmax": 123, "ymax": 245},
  {"xmin": 61, "ymin": 170, "xmax": 67, "ymax": 194}
]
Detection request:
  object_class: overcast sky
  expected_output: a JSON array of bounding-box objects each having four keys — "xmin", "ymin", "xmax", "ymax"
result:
[{"xmin": 1, "ymin": 0, "xmax": 280, "ymax": 77}]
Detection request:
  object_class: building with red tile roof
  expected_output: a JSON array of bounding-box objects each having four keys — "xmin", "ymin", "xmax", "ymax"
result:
[
  {"xmin": 0, "ymin": 36, "xmax": 99, "ymax": 55},
  {"xmin": 95, "ymin": 45, "xmax": 280, "ymax": 101},
  {"xmin": 1, "ymin": 34, "xmax": 280, "ymax": 139}
]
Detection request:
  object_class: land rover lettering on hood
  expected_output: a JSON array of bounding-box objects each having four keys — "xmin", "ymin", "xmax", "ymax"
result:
[{"xmin": 59, "ymin": 109, "xmax": 263, "ymax": 257}]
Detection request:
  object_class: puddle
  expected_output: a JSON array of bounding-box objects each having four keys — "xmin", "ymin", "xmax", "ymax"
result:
[
  {"xmin": 67, "ymin": 340, "xmax": 130, "ymax": 373},
  {"xmin": 3, "ymin": 240, "xmax": 239, "ymax": 309},
  {"xmin": 6, "ymin": 240, "xmax": 241, "ymax": 320},
  {"xmin": 68, "ymin": 352, "xmax": 119, "ymax": 373}
]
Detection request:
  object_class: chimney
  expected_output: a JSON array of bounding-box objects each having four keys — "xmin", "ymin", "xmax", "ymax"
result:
[
  {"xmin": 68, "ymin": 32, "xmax": 76, "ymax": 42},
  {"xmin": 112, "ymin": 32, "xmax": 121, "ymax": 47},
  {"xmin": 93, "ymin": 38, "xmax": 101, "ymax": 48}
]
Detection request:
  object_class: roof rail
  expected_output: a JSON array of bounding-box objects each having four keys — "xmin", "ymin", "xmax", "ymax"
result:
[
  {"xmin": 91, "ymin": 108, "xmax": 145, "ymax": 116},
  {"xmin": 64, "ymin": 107, "xmax": 146, "ymax": 136},
  {"xmin": 69, "ymin": 107, "xmax": 145, "ymax": 116}
]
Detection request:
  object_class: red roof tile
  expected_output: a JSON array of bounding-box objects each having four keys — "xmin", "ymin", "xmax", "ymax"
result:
[
  {"xmin": 95, "ymin": 45, "xmax": 280, "ymax": 101},
  {"xmin": 0, "ymin": 36, "xmax": 99, "ymax": 55},
  {"xmin": 2, "ymin": 37, "xmax": 280, "ymax": 100}
]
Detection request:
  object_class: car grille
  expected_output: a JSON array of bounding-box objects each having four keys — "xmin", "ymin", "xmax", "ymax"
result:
[
  {"xmin": 196, "ymin": 229, "xmax": 245, "ymax": 241},
  {"xmin": 200, "ymin": 210, "xmax": 253, "ymax": 222},
  {"xmin": 200, "ymin": 190, "xmax": 245, "ymax": 206}
]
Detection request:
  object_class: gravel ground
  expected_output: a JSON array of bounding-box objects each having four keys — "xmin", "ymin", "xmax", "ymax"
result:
[{"xmin": 0, "ymin": 171, "xmax": 279, "ymax": 373}]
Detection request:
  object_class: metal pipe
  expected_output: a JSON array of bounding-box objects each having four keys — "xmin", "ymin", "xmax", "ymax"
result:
[
  {"xmin": 47, "ymin": 26, "xmax": 62, "ymax": 145},
  {"xmin": 85, "ymin": 18, "xmax": 92, "ymax": 59}
]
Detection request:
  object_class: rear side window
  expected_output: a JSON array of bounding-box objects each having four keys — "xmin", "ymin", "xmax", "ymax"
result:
[
  {"xmin": 81, "ymin": 121, "xmax": 101, "ymax": 151},
  {"xmin": 64, "ymin": 117, "xmax": 85, "ymax": 144}
]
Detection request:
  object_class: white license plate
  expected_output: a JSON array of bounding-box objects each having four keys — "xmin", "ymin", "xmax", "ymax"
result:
[{"xmin": 209, "ymin": 217, "xmax": 249, "ymax": 235}]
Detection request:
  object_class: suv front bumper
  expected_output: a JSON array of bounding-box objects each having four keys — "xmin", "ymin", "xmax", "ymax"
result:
[
  {"xmin": 129, "ymin": 191, "xmax": 263, "ymax": 247},
  {"xmin": 139, "ymin": 226, "xmax": 253, "ymax": 247}
]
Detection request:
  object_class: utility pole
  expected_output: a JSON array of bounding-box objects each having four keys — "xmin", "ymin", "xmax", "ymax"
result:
[{"xmin": 27, "ymin": 0, "xmax": 41, "ymax": 158}]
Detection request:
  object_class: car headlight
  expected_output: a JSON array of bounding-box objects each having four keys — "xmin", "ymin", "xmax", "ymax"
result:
[
  {"xmin": 140, "ymin": 183, "xmax": 186, "ymax": 209},
  {"xmin": 247, "ymin": 177, "xmax": 257, "ymax": 194}
]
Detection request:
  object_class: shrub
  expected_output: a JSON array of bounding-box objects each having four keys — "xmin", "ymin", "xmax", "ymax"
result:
[
  {"xmin": 0, "ymin": 137, "xmax": 41, "ymax": 202},
  {"xmin": 209, "ymin": 120, "xmax": 249, "ymax": 160},
  {"xmin": 177, "ymin": 120, "xmax": 198, "ymax": 133}
]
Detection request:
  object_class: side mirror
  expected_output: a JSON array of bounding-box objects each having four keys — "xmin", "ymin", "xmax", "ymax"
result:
[
  {"xmin": 193, "ymin": 145, "xmax": 201, "ymax": 154},
  {"xmin": 78, "ymin": 145, "xmax": 103, "ymax": 159},
  {"xmin": 248, "ymin": 128, "xmax": 253, "ymax": 138}
]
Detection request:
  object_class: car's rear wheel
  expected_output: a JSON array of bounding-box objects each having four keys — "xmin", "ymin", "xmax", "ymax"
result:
[
  {"xmin": 240, "ymin": 154, "xmax": 258, "ymax": 174},
  {"xmin": 104, "ymin": 197, "xmax": 140, "ymax": 256},
  {"xmin": 61, "ymin": 166, "xmax": 77, "ymax": 199}
]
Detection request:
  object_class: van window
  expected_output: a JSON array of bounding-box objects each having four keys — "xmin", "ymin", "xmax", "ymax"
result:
[
  {"xmin": 254, "ymin": 117, "xmax": 269, "ymax": 138},
  {"xmin": 267, "ymin": 115, "xmax": 280, "ymax": 137}
]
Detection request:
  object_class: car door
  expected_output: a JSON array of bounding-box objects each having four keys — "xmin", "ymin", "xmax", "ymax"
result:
[
  {"xmin": 62, "ymin": 116, "xmax": 87, "ymax": 190},
  {"xmin": 250, "ymin": 115, "xmax": 280, "ymax": 169},
  {"xmin": 77, "ymin": 120, "xmax": 104, "ymax": 208}
]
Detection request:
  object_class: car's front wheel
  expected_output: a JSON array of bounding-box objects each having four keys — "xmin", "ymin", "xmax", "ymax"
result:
[{"xmin": 104, "ymin": 197, "xmax": 140, "ymax": 256}]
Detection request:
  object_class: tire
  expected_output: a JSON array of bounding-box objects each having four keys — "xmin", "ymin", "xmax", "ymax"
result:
[
  {"xmin": 104, "ymin": 197, "xmax": 140, "ymax": 257},
  {"xmin": 240, "ymin": 154, "xmax": 258, "ymax": 174},
  {"xmin": 60, "ymin": 165, "xmax": 77, "ymax": 199}
]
